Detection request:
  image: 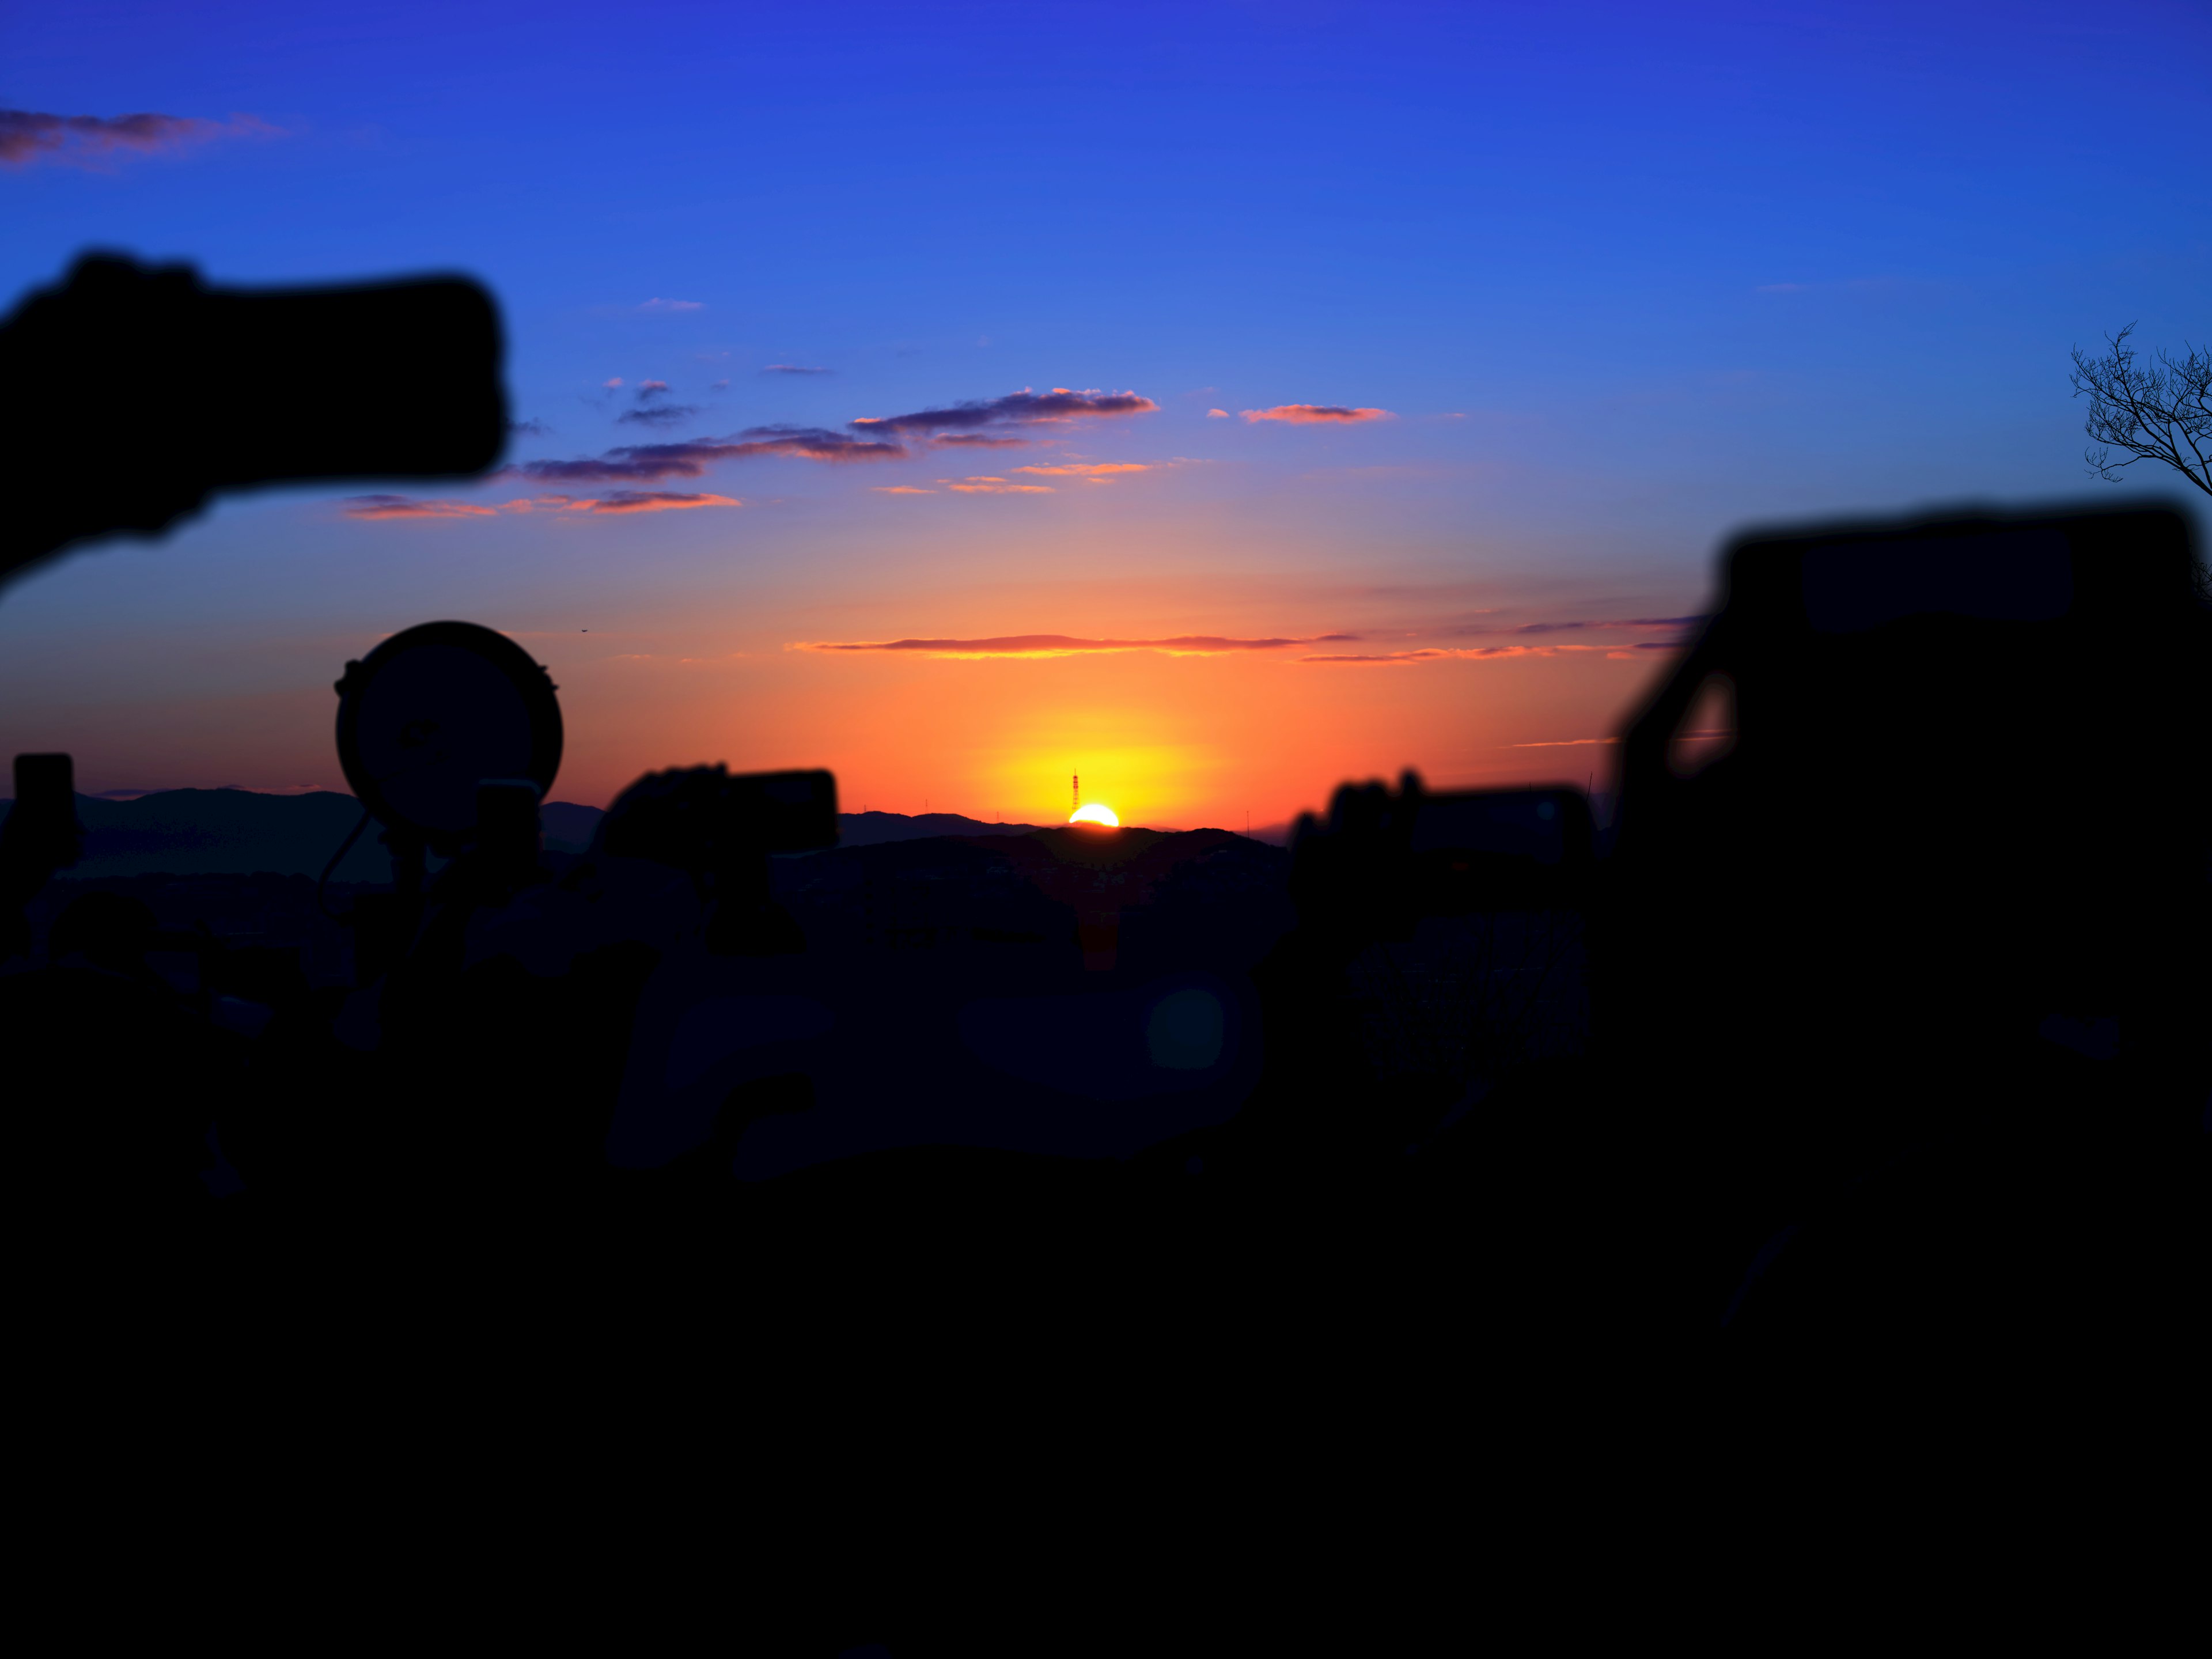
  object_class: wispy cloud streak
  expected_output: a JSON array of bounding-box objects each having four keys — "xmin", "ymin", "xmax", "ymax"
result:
[
  {"xmin": 1241, "ymin": 404, "xmax": 1393, "ymax": 423},
  {"xmin": 510, "ymin": 426, "xmax": 905, "ymax": 482},
  {"xmin": 943, "ymin": 477, "xmax": 1052, "ymax": 494},
  {"xmin": 851, "ymin": 388, "xmax": 1158, "ymax": 437},
  {"xmin": 798, "ymin": 632, "xmax": 1358, "ymax": 658},
  {"xmin": 1011, "ymin": 463, "xmax": 1153, "ymax": 480},
  {"xmin": 344, "ymin": 491, "xmax": 737, "ymax": 519},
  {"xmin": 1, "ymin": 108, "xmax": 275, "ymax": 168}
]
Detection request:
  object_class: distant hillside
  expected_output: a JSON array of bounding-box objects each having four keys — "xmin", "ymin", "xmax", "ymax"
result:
[
  {"xmin": 834, "ymin": 809, "xmax": 1051, "ymax": 846},
  {"xmin": 0, "ymin": 791, "xmax": 1128, "ymax": 878},
  {"xmin": 0, "ymin": 789, "xmax": 614, "ymax": 881}
]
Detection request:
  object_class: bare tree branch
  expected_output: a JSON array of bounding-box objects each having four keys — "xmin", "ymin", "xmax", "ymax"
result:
[{"xmin": 2070, "ymin": 322, "xmax": 2212, "ymax": 498}]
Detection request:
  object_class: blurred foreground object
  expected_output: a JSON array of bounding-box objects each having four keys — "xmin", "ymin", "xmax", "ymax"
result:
[
  {"xmin": 1, "ymin": 753, "xmax": 84, "ymax": 958},
  {"xmin": 1605, "ymin": 500, "xmax": 2210, "ymax": 1333},
  {"xmin": 0, "ymin": 251, "xmax": 505, "ymax": 586}
]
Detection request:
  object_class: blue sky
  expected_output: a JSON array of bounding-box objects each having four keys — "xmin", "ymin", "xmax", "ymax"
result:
[{"xmin": 3, "ymin": 0, "xmax": 2206, "ymax": 824}]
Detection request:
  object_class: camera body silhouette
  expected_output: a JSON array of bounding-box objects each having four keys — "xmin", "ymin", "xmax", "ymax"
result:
[{"xmin": 1, "ymin": 251, "xmax": 505, "ymax": 584}]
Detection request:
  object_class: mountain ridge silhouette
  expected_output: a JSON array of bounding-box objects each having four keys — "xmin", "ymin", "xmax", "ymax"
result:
[{"xmin": 0, "ymin": 789, "xmax": 1180, "ymax": 879}]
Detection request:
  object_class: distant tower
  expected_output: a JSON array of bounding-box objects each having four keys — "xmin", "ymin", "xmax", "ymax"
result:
[{"xmin": 1071, "ymin": 770, "xmax": 1080, "ymax": 815}]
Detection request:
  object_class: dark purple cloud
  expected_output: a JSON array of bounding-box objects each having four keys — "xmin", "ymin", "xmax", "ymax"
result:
[
  {"xmin": 1, "ymin": 109, "xmax": 274, "ymax": 166},
  {"xmin": 508, "ymin": 426, "xmax": 907, "ymax": 483},
  {"xmin": 1450, "ymin": 614, "xmax": 1706, "ymax": 637},
  {"xmin": 731, "ymin": 426, "xmax": 910, "ymax": 461},
  {"xmin": 505, "ymin": 389, "xmax": 1149, "ymax": 482},
  {"xmin": 616, "ymin": 403, "xmax": 702, "ymax": 427},
  {"xmin": 850, "ymin": 388, "xmax": 1158, "ymax": 438}
]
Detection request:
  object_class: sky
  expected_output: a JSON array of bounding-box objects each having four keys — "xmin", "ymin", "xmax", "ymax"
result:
[{"xmin": 3, "ymin": 0, "xmax": 2206, "ymax": 830}]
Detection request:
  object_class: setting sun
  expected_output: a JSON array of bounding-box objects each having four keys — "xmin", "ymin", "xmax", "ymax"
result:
[{"xmin": 1069, "ymin": 803, "xmax": 1120, "ymax": 827}]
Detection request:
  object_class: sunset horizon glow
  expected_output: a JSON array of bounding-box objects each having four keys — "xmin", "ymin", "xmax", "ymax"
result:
[{"xmin": 3, "ymin": 2, "xmax": 2202, "ymax": 828}]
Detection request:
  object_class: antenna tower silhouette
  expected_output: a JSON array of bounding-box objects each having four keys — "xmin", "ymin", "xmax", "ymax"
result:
[{"xmin": 1071, "ymin": 769, "xmax": 1079, "ymax": 816}]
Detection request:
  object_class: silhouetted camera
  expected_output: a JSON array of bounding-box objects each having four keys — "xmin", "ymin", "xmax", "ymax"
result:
[
  {"xmin": 596, "ymin": 766, "xmax": 839, "ymax": 869},
  {"xmin": 595, "ymin": 766, "xmax": 839, "ymax": 956},
  {"xmin": 1, "ymin": 251, "xmax": 505, "ymax": 583}
]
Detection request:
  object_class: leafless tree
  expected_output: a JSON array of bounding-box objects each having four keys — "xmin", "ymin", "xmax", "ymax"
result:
[{"xmin": 2070, "ymin": 323, "xmax": 2211, "ymax": 498}]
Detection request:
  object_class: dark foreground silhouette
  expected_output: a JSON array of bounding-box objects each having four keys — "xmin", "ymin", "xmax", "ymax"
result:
[{"xmin": 3, "ymin": 256, "xmax": 2205, "ymax": 1652}]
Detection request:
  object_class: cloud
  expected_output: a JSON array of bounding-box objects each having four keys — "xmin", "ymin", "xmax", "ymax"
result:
[
  {"xmin": 1241, "ymin": 404, "xmax": 1394, "ymax": 424},
  {"xmin": 344, "ymin": 490, "xmax": 737, "ymax": 520},
  {"xmin": 617, "ymin": 403, "xmax": 702, "ymax": 427},
  {"xmin": 763, "ymin": 364, "xmax": 831, "ymax": 375},
  {"xmin": 1011, "ymin": 463, "xmax": 1152, "ymax": 480},
  {"xmin": 509, "ymin": 426, "xmax": 906, "ymax": 482},
  {"xmin": 603, "ymin": 378, "xmax": 624, "ymax": 389},
  {"xmin": 1453, "ymin": 614, "xmax": 1705, "ymax": 638},
  {"xmin": 872, "ymin": 486, "xmax": 937, "ymax": 495},
  {"xmin": 733, "ymin": 426, "xmax": 909, "ymax": 461},
  {"xmin": 508, "ymin": 418, "xmax": 551, "ymax": 437},
  {"xmin": 929, "ymin": 434, "xmax": 1031, "ymax": 448},
  {"xmin": 637, "ymin": 381, "xmax": 672, "ymax": 397},
  {"xmin": 850, "ymin": 387, "xmax": 1158, "ymax": 438},
  {"xmin": 1207, "ymin": 408, "xmax": 1230, "ymax": 418},
  {"xmin": 1300, "ymin": 646, "xmax": 1567, "ymax": 664},
  {"xmin": 944, "ymin": 477, "xmax": 1053, "ymax": 494},
  {"xmin": 796, "ymin": 632, "xmax": 1361, "ymax": 659},
  {"xmin": 0, "ymin": 108, "xmax": 275, "ymax": 168},
  {"xmin": 341, "ymin": 494, "xmax": 496, "ymax": 520},
  {"xmin": 638, "ymin": 298, "xmax": 703, "ymax": 312},
  {"xmin": 584, "ymin": 491, "xmax": 739, "ymax": 514}
]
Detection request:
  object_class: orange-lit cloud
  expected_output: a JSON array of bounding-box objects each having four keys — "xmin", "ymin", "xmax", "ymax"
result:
[
  {"xmin": 1302, "ymin": 645, "xmax": 1563, "ymax": 664},
  {"xmin": 0, "ymin": 108, "xmax": 277, "ymax": 168},
  {"xmin": 1241, "ymin": 404, "xmax": 1394, "ymax": 423},
  {"xmin": 944, "ymin": 476, "xmax": 1053, "ymax": 494},
  {"xmin": 341, "ymin": 495, "xmax": 498, "ymax": 520},
  {"xmin": 1010, "ymin": 463, "xmax": 1152, "ymax": 480},
  {"xmin": 1206, "ymin": 408, "xmax": 1230, "ymax": 418},
  {"xmin": 797, "ymin": 632, "xmax": 1359, "ymax": 659},
  {"xmin": 585, "ymin": 491, "xmax": 740, "ymax": 514},
  {"xmin": 872, "ymin": 485, "xmax": 936, "ymax": 495}
]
